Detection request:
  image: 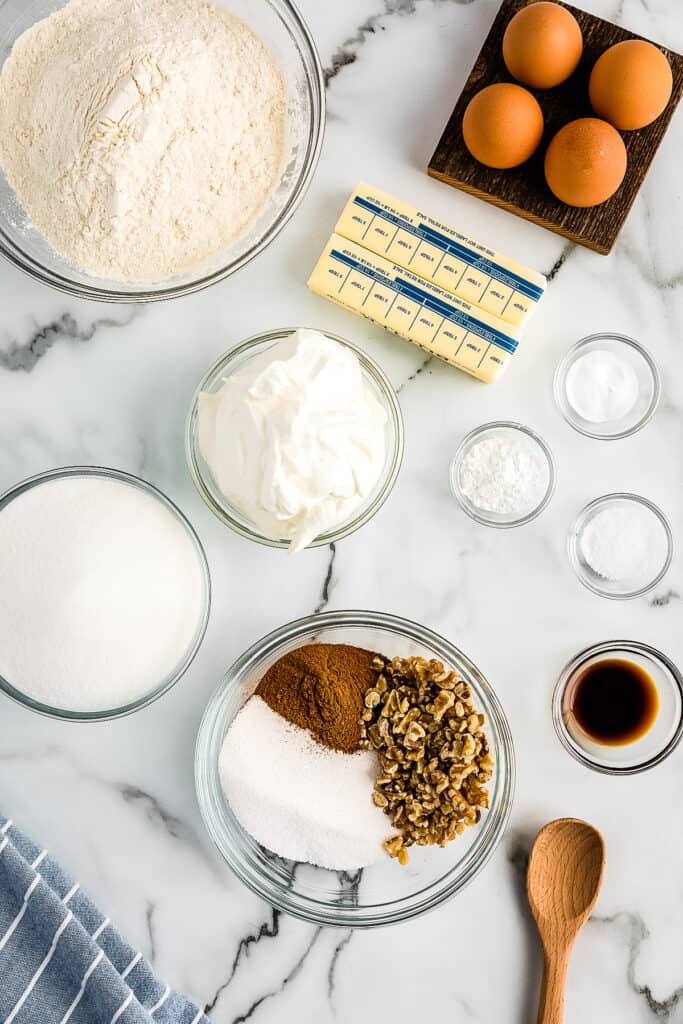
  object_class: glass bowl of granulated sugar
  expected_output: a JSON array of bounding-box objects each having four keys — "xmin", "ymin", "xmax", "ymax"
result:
[
  {"xmin": 0, "ymin": 467, "xmax": 211, "ymax": 721},
  {"xmin": 0, "ymin": 0, "xmax": 324, "ymax": 301},
  {"xmin": 195, "ymin": 610, "xmax": 515, "ymax": 928}
]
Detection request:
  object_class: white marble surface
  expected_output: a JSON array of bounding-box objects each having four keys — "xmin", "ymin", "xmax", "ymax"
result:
[{"xmin": 1, "ymin": 0, "xmax": 683, "ymax": 1020}]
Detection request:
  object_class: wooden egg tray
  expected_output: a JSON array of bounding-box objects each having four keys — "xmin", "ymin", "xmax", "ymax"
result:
[{"xmin": 428, "ymin": 0, "xmax": 683, "ymax": 254}]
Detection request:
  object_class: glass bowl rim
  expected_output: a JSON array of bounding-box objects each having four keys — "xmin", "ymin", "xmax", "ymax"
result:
[
  {"xmin": 449, "ymin": 420, "xmax": 556, "ymax": 529},
  {"xmin": 0, "ymin": 0, "xmax": 325, "ymax": 303},
  {"xmin": 552, "ymin": 640, "xmax": 683, "ymax": 775},
  {"xmin": 553, "ymin": 332, "xmax": 661, "ymax": 441},
  {"xmin": 194, "ymin": 608, "xmax": 516, "ymax": 928},
  {"xmin": 0, "ymin": 465, "xmax": 212, "ymax": 722},
  {"xmin": 185, "ymin": 328, "xmax": 405, "ymax": 550},
  {"xmin": 567, "ymin": 492, "xmax": 673, "ymax": 600}
]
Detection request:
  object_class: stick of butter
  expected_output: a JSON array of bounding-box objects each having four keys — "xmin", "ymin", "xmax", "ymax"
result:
[
  {"xmin": 335, "ymin": 183, "xmax": 546, "ymax": 327},
  {"xmin": 308, "ymin": 235, "xmax": 522, "ymax": 384}
]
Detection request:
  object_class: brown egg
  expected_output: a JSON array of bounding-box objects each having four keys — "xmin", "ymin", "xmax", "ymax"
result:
[
  {"xmin": 503, "ymin": 2, "xmax": 583, "ymax": 89},
  {"xmin": 462, "ymin": 83, "xmax": 544, "ymax": 169},
  {"xmin": 544, "ymin": 118, "xmax": 627, "ymax": 206},
  {"xmin": 589, "ymin": 39, "xmax": 673, "ymax": 130}
]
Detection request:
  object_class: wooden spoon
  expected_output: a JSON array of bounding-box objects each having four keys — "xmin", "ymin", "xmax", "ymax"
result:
[{"xmin": 527, "ymin": 818, "xmax": 606, "ymax": 1024}]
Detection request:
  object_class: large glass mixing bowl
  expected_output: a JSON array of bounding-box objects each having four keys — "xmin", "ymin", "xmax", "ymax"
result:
[
  {"xmin": 195, "ymin": 611, "xmax": 515, "ymax": 927},
  {"xmin": 0, "ymin": 0, "xmax": 324, "ymax": 301}
]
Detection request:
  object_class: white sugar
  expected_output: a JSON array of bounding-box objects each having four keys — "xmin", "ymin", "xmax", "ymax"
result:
[
  {"xmin": 219, "ymin": 696, "xmax": 392, "ymax": 870},
  {"xmin": 0, "ymin": 475, "xmax": 205, "ymax": 712}
]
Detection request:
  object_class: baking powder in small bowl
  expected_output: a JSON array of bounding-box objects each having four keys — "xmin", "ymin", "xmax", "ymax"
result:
[
  {"xmin": 565, "ymin": 349, "xmax": 639, "ymax": 423},
  {"xmin": 554, "ymin": 334, "xmax": 660, "ymax": 440}
]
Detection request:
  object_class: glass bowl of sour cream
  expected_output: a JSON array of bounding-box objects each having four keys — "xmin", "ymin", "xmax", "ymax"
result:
[
  {"xmin": 185, "ymin": 328, "xmax": 404, "ymax": 551},
  {"xmin": 554, "ymin": 333, "xmax": 660, "ymax": 440}
]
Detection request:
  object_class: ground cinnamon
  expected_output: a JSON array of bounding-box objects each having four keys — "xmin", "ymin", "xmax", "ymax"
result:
[{"xmin": 256, "ymin": 643, "xmax": 378, "ymax": 753}]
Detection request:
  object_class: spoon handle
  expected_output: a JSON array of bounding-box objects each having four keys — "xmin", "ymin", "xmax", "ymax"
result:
[{"xmin": 537, "ymin": 947, "xmax": 570, "ymax": 1024}]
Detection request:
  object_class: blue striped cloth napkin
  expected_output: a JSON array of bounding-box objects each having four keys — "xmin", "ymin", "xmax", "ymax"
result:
[{"xmin": 0, "ymin": 816, "xmax": 211, "ymax": 1024}]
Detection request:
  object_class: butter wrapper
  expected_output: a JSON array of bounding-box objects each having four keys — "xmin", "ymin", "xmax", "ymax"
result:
[{"xmin": 308, "ymin": 235, "xmax": 523, "ymax": 384}]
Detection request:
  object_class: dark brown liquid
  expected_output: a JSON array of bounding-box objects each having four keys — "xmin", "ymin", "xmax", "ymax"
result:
[{"xmin": 571, "ymin": 659, "xmax": 659, "ymax": 746}]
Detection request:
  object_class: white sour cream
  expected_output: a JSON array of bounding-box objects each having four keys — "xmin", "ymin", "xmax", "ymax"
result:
[{"xmin": 198, "ymin": 329, "xmax": 388, "ymax": 551}]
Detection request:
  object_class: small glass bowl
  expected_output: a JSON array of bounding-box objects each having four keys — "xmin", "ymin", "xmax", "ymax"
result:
[
  {"xmin": 554, "ymin": 333, "xmax": 660, "ymax": 440},
  {"xmin": 186, "ymin": 329, "xmax": 404, "ymax": 550},
  {"xmin": 450, "ymin": 421, "xmax": 555, "ymax": 528},
  {"xmin": 553, "ymin": 641, "xmax": 683, "ymax": 775},
  {"xmin": 568, "ymin": 493, "xmax": 673, "ymax": 600},
  {"xmin": 195, "ymin": 610, "xmax": 515, "ymax": 927},
  {"xmin": 0, "ymin": 466, "xmax": 211, "ymax": 722},
  {"xmin": 0, "ymin": 0, "xmax": 324, "ymax": 301}
]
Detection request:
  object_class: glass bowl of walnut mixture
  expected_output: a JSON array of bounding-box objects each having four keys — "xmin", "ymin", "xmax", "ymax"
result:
[{"xmin": 196, "ymin": 610, "xmax": 515, "ymax": 928}]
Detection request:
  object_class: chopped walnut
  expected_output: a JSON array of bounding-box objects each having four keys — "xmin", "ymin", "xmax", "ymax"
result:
[{"xmin": 361, "ymin": 655, "xmax": 493, "ymax": 864}]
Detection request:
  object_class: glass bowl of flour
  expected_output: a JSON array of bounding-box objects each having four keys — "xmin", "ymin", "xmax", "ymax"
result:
[
  {"xmin": 195, "ymin": 610, "xmax": 515, "ymax": 927},
  {"xmin": 0, "ymin": 0, "xmax": 324, "ymax": 301}
]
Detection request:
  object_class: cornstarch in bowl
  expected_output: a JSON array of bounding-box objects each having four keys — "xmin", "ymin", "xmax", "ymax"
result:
[
  {"xmin": 0, "ymin": 468, "xmax": 210, "ymax": 719},
  {"xmin": 451, "ymin": 421, "xmax": 555, "ymax": 528}
]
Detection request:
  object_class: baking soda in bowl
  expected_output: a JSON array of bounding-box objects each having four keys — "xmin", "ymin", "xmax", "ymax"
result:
[{"xmin": 0, "ymin": 470, "xmax": 208, "ymax": 716}]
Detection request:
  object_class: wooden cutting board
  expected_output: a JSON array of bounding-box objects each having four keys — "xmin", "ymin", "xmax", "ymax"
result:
[{"xmin": 428, "ymin": 0, "xmax": 683, "ymax": 254}]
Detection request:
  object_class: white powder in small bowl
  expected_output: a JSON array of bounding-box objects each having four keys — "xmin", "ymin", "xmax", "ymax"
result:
[
  {"xmin": 580, "ymin": 503, "xmax": 669, "ymax": 584},
  {"xmin": 219, "ymin": 696, "xmax": 392, "ymax": 870},
  {"xmin": 458, "ymin": 434, "xmax": 550, "ymax": 517},
  {"xmin": 565, "ymin": 349, "xmax": 639, "ymax": 424},
  {"xmin": 0, "ymin": 473, "xmax": 207, "ymax": 714}
]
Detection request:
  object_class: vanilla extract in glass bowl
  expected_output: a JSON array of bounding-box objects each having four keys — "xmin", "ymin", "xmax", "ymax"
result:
[
  {"xmin": 553, "ymin": 642, "xmax": 683, "ymax": 775},
  {"xmin": 571, "ymin": 659, "xmax": 659, "ymax": 746}
]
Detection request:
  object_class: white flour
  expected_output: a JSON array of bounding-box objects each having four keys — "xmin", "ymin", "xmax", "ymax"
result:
[
  {"xmin": 0, "ymin": 0, "xmax": 287, "ymax": 281},
  {"xmin": 0, "ymin": 475, "xmax": 206, "ymax": 713},
  {"xmin": 458, "ymin": 435, "xmax": 549, "ymax": 515},
  {"xmin": 220, "ymin": 697, "xmax": 393, "ymax": 870}
]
